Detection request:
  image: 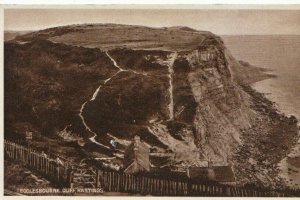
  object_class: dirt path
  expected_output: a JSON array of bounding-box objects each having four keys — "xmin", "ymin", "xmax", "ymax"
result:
[{"xmin": 78, "ymin": 51, "xmax": 152, "ymax": 151}]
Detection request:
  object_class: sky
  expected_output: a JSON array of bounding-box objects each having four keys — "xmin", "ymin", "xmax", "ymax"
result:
[{"xmin": 4, "ymin": 8, "xmax": 300, "ymax": 35}]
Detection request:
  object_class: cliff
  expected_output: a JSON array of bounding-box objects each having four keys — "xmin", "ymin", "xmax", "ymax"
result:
[{"xmin": 4, "ymin": 24, "xmax": 298, "ymax": 188}]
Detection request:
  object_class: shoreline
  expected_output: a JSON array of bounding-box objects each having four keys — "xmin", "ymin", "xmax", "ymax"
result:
[
  {"xmin": 252, "ymin": 76, "xmax": 300, "ymax": 189},
  {"xmin": 251, "ymin": 79, "xmax": 300, "ymax": 189},
  {"xmin": 252, "ymin": 78, "xmax": 300, "ymax": 121},
  {"xmin": 233, "ymin": 83, "xmax": 299, "ymax": 189}
]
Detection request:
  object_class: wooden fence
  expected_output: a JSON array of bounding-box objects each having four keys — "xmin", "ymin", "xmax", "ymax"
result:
[
  {"xmin": 4, "ymin": 140, "xmax": 292, "ymax": 197},
  {"xmin": 96, "ymin": 170, "xmax": 287, "ymax": 197},
  {"xmin": 4, "ymin": 140, "xmax": 70, "ymax": 186}
]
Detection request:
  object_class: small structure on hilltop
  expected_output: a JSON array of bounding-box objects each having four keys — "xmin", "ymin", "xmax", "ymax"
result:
[
  {"xmin": 187, "ymin": 162, "xmax": 236, "ymax": 184},
  {"xmin": 123, "ymin": 135, "xmax": 150, "ymax": 174}
]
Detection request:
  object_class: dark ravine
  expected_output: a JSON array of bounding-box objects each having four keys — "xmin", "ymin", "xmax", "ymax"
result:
[{"xmin": 4, "ymin": 24, "xmax": 299, "ymax": 189}]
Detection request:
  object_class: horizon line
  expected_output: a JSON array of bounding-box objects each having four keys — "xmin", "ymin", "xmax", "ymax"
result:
[
  {"xmin": 5, "ymin": 28, "xmax": 300, "ymax": 36},
  {"xmin": 4, "ymin": 22, "xmax": 300, "ymax": 36}
]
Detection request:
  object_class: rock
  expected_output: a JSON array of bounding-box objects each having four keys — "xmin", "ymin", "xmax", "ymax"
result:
[
  {"xmin": 249, "ymin": 158, "xmax": 257, "ymax": 165},
  {"xmin": 23, "ymin": 170, "xmax": 31, "ymax": 175}
]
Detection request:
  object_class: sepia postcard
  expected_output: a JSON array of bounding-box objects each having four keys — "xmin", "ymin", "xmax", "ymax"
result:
[{"xmin": 1, "ymin": 5, "xmax": 300, "ymax": 197}]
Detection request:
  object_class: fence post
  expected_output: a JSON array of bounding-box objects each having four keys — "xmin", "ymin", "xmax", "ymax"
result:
[
  {"xmin": 13, "ymin": 143, "xmax": 16, "ymax": 159},
  {"xmin": 141, "ymin": 176, "xmax": 144, "ymax": 194},
  {"xmin": 7, "ymin": 141, "xmax": 9, "ymax": 157},
  {"xmin": 127, "ymin": 174, "xmax": 131, "ymax": 192},
  {"xmin": 10, "ymin": 142, "xmax": 12, "ymax": 158},
  {"xmin": 131, "ymin": 174, "xmax": 134, "ymax": 193},
  {"xmin": 56, "ymin": 162, "xmax": 60, "ymax": 184},
  {"xmin": 127, "ymin": 173, "xmax": 130, "ymax": 192},
  {"xmin": 187, "ymin": 180, "xmax": 192, "ymax": 196},
  {"xmin": 37, "ymin": 154, "xmax": 40, "ymax": 171},
  {"xmin": 159, "ymin": 179, "xmax": 164, "ymax": 195},
  {"xmin": 21, "ymin": 146, "xmax": 24, "ymax": 163},
  {"xmin": 96, "ymin": 170, "xmax": 100, "ymax": 188},
  {"xmin": 26, "ymin": 146, "xmax": 29, "ymax": 164},
  {"xmin": 107, "ymin": 171, "xmax": 110, "ymax": 191},
  {"xmin": 136, "ymin": 175, "xmax": 139, "ymax": 194},
  {"xmin": 23, "ymin": 146, "xmax": 26, "ymax": 163},
  {"xmin": 146, "ymin": 177, "xmax": 149, "ymax": 195},
  {"xmin": 132, "ymin": 175, "xmax": 135, "ymax": 193},
  {"xmin": 115, "ymin": 172, "xmax": 117, "ymax": 192},
  {"xmin": 155, "ymin": 178, "xmax": 158, "ymax": 195},
  {"xmin": 40, "ymin": 155, "xmax": 43, "ymax": 172},
  {"xmin": 43, "ymin": 157, "xmax": 46, "ymax": 175},
  {"xmin": 120, "ymin": 173, "xmax": 124, "ymax": 192},
  {"xmin": 153, "ymin": 178, "xmax": 156, "ymax": 195},
  {"xmin": 148, "ymin": 177, "xmax": 151, "ymax": 194},
  {"xmin": 225, "ymin": 186, "xmax": 230, "ymax": 196},
  {"xmin": 7, "ymin": 142, "xmax": 10, "ymax": 158},
  {"xmin": 111, "ymin": 171, "xmax": 114, "ymax": 192},
  {"xmin": 68, "ymin": 166, "xmax": 74, "ymax": 189},
  {"xmin": 109, "ymin": 171, "xmax": 112, "ymax": 192},
  {"xmin": 34, "ymin": 151, "xmax": 36, "ymax": 168},
  {"xmin": 19, "ymin": 145, "xmax": 22, "ymax": 162},
  {"xmin": 16, "ymin": 144, "xmax": 18, "ymax": 159},
  {"xmin": 15, "ymin": 144, "xmax": 18, "ymax": 160},
  {"xmin": 46, "ymin": 157, "xmax": 49, "ymax": 176},
  {"xmin": 103, "ymin": 171, "xmax": 106, "ymax": 191},
  {"xmin": 162, "ymin": 179, "xmax": 166, "ymax": 196},
  {"xmin": 10, "ymin": 142, "xmax": 13, "ymax": 158},
  {"xmin": 30, "ymin": 149, "xmax": 32, "ymax": 167},
  {"xmin": 10, "ymin": 143, "xmax": 14, "ymax": 159},
  {"xmin": 170, "ymin": 180, "xmax": 174, "ymax": 196},
  {"xmin": 11, "ymin": 143, "xmax": 14, "ymax": 159},
  {"xmin": 25, "ymin": 147, "xmax": 28, "ymax": 165},
  {"xmin": 117, "ymin": 173, "xmax": 120, "ymax": 192},
  {"xmin": 123, "ymin": 173, "xmax": 127, "ymax": 192},
  {"xmin": 166, "ymin": 179, "xmax": 170, "ymax": 196},
  {"xmin": 32, "ymin": 150, "xmax": 34, "ymax": 168},
  {"xmin": 114, "ymin": 172, "xmax": 117, "ymax": 192}
]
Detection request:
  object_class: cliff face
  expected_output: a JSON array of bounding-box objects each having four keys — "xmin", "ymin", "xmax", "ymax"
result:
[
  {"xmin": 5, "ymin": 24, "xmax": 298, "ymax": 187},
  {"xmin": 79, "ymin": 36, "xmax": 251, "ymax": 168},
  {"xmin": 178, "ymin": 43, "xmax": 251, "ymax": 163}
]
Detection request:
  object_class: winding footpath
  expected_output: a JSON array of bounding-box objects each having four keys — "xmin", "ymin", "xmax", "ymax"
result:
[
  {"xmin": 78, "ymin": 51, "xmax": 149, "ymax": 148},
  {"xmin": 105, "ymin": 51, "xmax": 149, "ymax": 76},
  {"xmin": 78, "ymin": 50, "xmax": 178, "ymax": 152}
]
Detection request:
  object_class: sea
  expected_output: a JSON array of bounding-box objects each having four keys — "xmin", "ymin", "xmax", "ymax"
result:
[{"xmin": 222, "ymin": 35, "xmax": 300, "ymax": 189}]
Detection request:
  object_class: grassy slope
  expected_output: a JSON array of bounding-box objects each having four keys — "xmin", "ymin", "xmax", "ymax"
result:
[
  {"xmin": 17, "ymin": 24, "xmax": 211, "ymax": 51},
  {"xmin": 5, "ymin": 39, "xmax": 118, "ymax": 137},
  {"xmin": 4, "ymin": 31, "xmax": 32, "ymax": 41}
]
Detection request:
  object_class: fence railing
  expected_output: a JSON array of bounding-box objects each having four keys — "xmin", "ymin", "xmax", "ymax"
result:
[
  {"xmin": 96, "ymin": 169, "xmax": 287, "ymax": 197},
  {"xmin": 4, "ymin": 140, "xmax": 70, "ymax": 186},
  {"xmin": 4, "ymin": 140, "xmax": 294, "ymax": 197}
]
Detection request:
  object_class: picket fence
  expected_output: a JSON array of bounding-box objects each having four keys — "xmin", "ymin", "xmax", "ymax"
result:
[
  {"xmin": 4, "ymin": 140, "xmax": 292, "ymax": 197},
  {"xmin": 4, "ymin": 140, "xmax": 70, "ymax": 186}
]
